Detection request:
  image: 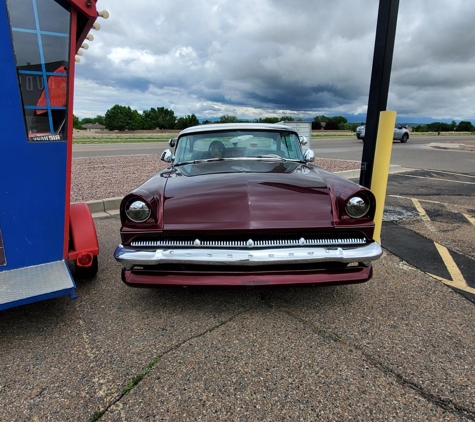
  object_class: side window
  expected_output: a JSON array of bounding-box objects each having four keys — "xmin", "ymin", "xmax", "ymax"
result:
[
  {"xmin": 281, "ymin": 134, "xmax": 299, "ymax": 159},
  {"xmin": 6, "ymin": 0, "xmax": 71, "ymax": 141}
]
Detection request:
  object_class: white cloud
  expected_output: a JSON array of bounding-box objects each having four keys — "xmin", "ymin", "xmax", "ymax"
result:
[{"xmin": 74, "ymin": 0, "xmax": 475, "ymax": 122}]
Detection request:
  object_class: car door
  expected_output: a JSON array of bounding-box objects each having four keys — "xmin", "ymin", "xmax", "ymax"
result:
[{"xmin": 393, "ymin": 124, "xmax": 403, "ymax": 140}]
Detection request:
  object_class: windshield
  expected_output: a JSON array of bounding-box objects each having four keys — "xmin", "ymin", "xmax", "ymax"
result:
[{"xmin": 173, "ymin": 130, "xmax": 304, "ymax": 165}]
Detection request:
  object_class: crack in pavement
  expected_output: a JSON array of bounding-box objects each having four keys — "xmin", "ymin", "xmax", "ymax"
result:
[
  {"xmin": 275, "ymin": 304, "xmax": 475, "ymax": 421},
  {"xmin": 88, "ymin": 306, "xmax": 256, "ymax": 421},
  {"xmin": 88, "ymin": 294, "xmax": 475, "ymax": 421}
]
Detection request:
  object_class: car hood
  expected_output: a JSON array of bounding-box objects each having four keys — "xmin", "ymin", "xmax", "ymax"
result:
[{"xmin": 162, "ymin": 167, "xmax": 335, "ymax": 230}]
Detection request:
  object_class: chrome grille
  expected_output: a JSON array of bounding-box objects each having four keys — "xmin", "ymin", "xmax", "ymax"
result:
[{"xmin": 131, "ymin": 232, "xmax": 367, "ymax": 249}]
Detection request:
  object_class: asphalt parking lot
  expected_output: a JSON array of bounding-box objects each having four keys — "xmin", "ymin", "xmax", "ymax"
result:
[
  {"xmin": 0, "ymin": 210, "xmax": 475, "ymax": 421},
  {"xmin": 1, "ymin": 158, "xmax": 474, "ymax": 421},
  {"xmin": 381, "ymin": 169, "xmax": 475, "ymax": 303}
]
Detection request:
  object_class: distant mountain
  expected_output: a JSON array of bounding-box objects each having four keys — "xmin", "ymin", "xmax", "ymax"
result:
[
  {"xmin": 334, "ymin": 114, "xmax": 474, "ymax": 126},
  {"xmin": 199, "ymin": 115, "xmax": 474, "ymax": 125}
]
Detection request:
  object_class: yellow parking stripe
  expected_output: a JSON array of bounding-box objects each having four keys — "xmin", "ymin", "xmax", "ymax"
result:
[
  {"xmin": 463, "ymin": 213, "xmax": 475, "ymax": 226},
  {"xmin": 411, "ymin": 198, "xmax": 431, "ymax": 221},
  {"xmin": 411, "ymin": 198, "xmax": 436, "ymax": 232},
  {"xmin": 408, "ymin": 200, "xmax": 472, "ymax": 295},
  {"xmin": 432, "ymin": 242, "xmax": 469, "ymax": 290},
  {"xmin": 427, "ymin": 273, "xmax": 475, "ymax": 294}
]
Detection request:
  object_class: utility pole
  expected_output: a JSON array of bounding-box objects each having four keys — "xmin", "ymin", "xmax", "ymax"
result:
[{"xmin": 359, "ymin": 0, "xmax": 400, "ymax": 188}]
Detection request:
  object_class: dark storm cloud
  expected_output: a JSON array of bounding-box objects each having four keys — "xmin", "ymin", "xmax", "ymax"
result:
[{"xmin": 74, "ymin": 0, "xmax": 475, "ymax": 121}]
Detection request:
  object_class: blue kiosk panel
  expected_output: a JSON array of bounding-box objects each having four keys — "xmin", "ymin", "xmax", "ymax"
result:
[{"xmin": 0, "ymin": 0, "xmax": 76, "ymax": 308}]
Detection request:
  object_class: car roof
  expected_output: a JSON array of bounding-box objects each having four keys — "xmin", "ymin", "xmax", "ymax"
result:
[{"xmin": 178, "ymin": 123, "xmax": 299, "ymax": 136}]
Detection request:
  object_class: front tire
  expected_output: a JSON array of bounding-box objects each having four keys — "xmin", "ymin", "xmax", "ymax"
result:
[{"xmin": 401, "ymin": 133, "xmax": 409, "ymax": 143}]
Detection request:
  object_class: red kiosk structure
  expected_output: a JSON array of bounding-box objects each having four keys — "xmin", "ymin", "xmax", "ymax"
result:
[{"xmin": 0, "ymin": 0, "xmax": 105, "ymax": 310}]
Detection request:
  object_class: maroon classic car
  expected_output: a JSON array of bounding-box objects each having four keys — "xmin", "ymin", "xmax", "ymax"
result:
[{"xmin": 114, "ymin": 123, "xmax": 382, "ymax": 287}]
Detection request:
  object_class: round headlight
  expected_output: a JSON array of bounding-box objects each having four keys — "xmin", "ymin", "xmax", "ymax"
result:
[
  {"xmin": 345, "ymin": 196, "xmax": 370, "ymax": 218},
  {"xmin": 125, "ymin": 200, "xmax": 151, "ymax": 222}
]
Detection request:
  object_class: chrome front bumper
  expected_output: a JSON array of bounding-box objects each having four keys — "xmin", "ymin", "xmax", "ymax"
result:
[{"xmin": 114, "ymin": 242, "xmax": 383, "ymax": 270}]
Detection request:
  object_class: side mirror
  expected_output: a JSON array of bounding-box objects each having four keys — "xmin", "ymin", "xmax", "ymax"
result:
[
  {"xmin": 169, "ymin": 138, "xmax": 176, "ymax": 148},
  {"xmin": 299, "ymin": 135, "xmax": 308, "ymax": 146},
  {"xmin": 160, "ymin": 149, "xmax": 173, "ymax": 163},
  {"xmin": 303, "ymin": 149, "xmax": 315, "ymax": 163}
]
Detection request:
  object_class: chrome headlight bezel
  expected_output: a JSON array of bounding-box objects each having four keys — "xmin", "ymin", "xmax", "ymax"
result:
[
  {"xmin": 125, "ymin": 199, "xmax": 151, "ymax": 223},
  {"xmin": 345, "ymin": 195, "xmax": 370, "ymax": 219}
]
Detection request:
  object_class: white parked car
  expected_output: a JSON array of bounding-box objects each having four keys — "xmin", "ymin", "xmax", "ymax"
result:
[{"xmin": 356, "ymin": 123, "xmax": 410, "ymax": 143}]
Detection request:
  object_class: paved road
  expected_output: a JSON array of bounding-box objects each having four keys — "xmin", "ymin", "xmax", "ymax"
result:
[
  {"xmin": 73, "ymin": 135, "xmax": 475, "ymax": 174},
  {"xmin": 309, "ymin": 136, "xmax": 475, "ymax": 174}
]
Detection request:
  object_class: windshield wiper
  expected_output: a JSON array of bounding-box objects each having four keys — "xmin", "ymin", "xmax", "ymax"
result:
[
  {"xmin": 202, "ymin": 157, "xmax": 225, "ymax": 162},
  {"xmin": 174, "ymin": 157, "xmax": 226, "ymax": 166},
  {"xmin": 255, "ymin": 155, "xmax": 302, "ymax": 162},
  {"xmin": 173, "ymin": 160, "xmax": 198, "ymax": 167}
]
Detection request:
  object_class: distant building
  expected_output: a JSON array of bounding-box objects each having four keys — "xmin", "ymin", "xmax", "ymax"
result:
[{"xmin": 82, "ymin": 123, "xmax": 106, "ymax": 131}]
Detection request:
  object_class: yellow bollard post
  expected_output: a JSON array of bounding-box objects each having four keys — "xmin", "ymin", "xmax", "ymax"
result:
[{"xmin": 371, "ymin": 110, "xmax": 397, "ymax": 244}]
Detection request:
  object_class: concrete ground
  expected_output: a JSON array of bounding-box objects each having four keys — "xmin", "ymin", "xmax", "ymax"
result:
[{"xmin": 1, "ymin": 214, "xmax": 475, "ymax": 421}]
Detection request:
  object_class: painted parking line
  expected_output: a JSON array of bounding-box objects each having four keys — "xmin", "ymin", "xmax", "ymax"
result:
[
  {"xmin": 410, "ymin": 198, "xmax": 436, "ymax": 232},
  {"xmin": 463, "ymin": 213, "xmax": 475, "ymax": 226},
  {"xmin": 429, "ymin": 243, "xmax": 475, "ymax": 294},
  {"xmin": 399, "ymin": 174, "xmax": 475, "ymax": 185},
  {"xmin": 389, "ymin": 195, "xmax": 474, "ymax": 217},
  {"xmin": 382, "ymin": 196, "xmax": 474, "ymax": 298}
]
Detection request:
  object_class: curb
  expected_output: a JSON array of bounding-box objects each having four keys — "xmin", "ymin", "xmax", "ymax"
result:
[
  {"xmin": 81, "ymin": 165, "xmax": 404, "ymax": 218},
  {"xmin": 84, "ymin": 197, "xmax": 122, "ymax": 218},
  {"xmin": 429, "ymin": 143, "xmax": 475, "ymax": 151},
  {"xmin": 336, "ymin": 164, "xmax": 403, "ymax": 180}
]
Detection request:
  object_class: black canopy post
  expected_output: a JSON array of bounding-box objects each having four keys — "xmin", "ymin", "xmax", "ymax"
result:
[{"xmin": 359, "ymin": 0, "xmax": 400, "ymax": 188}]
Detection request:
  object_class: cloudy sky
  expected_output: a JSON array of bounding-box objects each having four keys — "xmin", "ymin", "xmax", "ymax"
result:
[{"xmin": 73, "ymin": 0, "xmax": 475, "ymax": 123}]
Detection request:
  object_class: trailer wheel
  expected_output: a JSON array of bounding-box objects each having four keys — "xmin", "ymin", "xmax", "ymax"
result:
[{"xmin": 75, "ymin": 255, "xmax": 98, "ymax": 278}]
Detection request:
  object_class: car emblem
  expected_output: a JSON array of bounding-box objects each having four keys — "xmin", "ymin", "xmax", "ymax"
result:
[
  {"xmin": 247, "ymin": 239, "xmax": 254, "ymax": 247},
  {"xmin": 194, "ymin": 239, "xmax": 201, "ymax": 246}
]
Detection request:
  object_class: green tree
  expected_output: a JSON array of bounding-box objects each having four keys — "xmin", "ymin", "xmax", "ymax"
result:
[
  {"xmin": 436, "ymin": 122, "xmax": 452, "ymax": 132},
  {"xmin": 95, "ymin": 115, "xmax": 105, "ymax": 125},
  {"xmin": 257, "ymin": 117, "xmax": 280, "ymax": 124},
  {"xmin": 314, "ymin": 115, "xmax": 329, "ymax": 123},
  {"xmin": 104, "ymin": 104, "xmax": 137, "ymax": 131},
  {"xmin": 80, "ymin": 117, "xmax": 95, "ymax": 125},
  {"xmin": 219, "ymin": 115, "xmax": 239, "ymax": 123},
  {"xmin": 312, "ymin": 121, "xmax": 322, "ymax": 130},
  {"xmin": 456, "ymin": 120, "xmax": 474, "ymax": 132},
  {"xmin": 280, "ymin": 116, "xmax": 294, "ymax": 121},
  {"xmin": 130, "ymin": 109, "xmax": 143, "ymax": 130},
  {"xmin": 73, "ymin": 114, "xmax": 81, "ymax": 129},
  {"xmin": 330, "ymin": 116, "xmax": 348, "ymax": 129},
  {"xmin": 142, "ymin": 107, "xmax": 176, "ymax": 129},
  {"xmin": 324, "ymin": 119, "xmax": 340, "ymax": 130},
  {"xmin": 413, "ymin": 125, "xmax": 426, "ymax": 133},
  {"xmin": 176, "ymin": 114, "xmax": 200, "ymax": 130}
]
